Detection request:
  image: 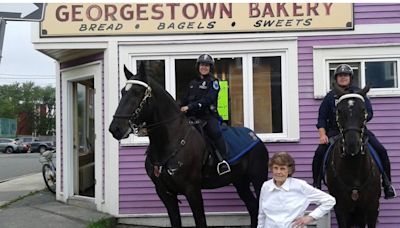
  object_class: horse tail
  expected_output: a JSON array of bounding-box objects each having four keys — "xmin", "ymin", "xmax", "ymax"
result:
[{"xmin": 248, "ymin": 141, "xmax": 269, "ymax": 198}]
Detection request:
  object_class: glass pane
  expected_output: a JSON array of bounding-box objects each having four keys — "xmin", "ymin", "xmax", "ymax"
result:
[
  {"xmin": 175, "ymin": 59, "xmax": 197, "ymax": 104},
  {"xmin": 329, "ymin": 62, "xmax": 361, "ymax": 88},
  {"xmin": 136, "ymin": 60, "xmax": 165, "ymax": 89},
  {"xmin": 253, "ymin": 56, "xmax": 282, "ymax": 133},
  {"xmin": 215, "ymin": 57, "xmax": 243, "ymax": 127},
  {"xmin": 175, "ymin": 57, "xmax": 244, "ymax": 127},
  {"xmin": 77, "ymin": 83, "xmax": 86, "ymax": 154},
  {"xmin": 365, "ymin": 61, "xmax": 397, "ymax": 88}
]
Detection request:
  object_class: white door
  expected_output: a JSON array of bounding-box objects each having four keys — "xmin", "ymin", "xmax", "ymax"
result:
[{"xmin": 60, "ymin": 61, "xmax": 103, "ymax": 204}]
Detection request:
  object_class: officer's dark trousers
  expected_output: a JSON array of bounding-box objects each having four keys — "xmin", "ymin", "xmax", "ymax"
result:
[
  {"xmin": 203, "ymin": 116, "xmax": 227, "ymax": 160},
  {"xmin": 312, "ymin": 130, "xmax": 392, "ymax": 186}
]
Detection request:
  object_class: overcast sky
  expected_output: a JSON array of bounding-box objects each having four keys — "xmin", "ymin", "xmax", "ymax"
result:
[{"xmin": 0, "ymin": 21, "xmax": 55, "ymax": 87}]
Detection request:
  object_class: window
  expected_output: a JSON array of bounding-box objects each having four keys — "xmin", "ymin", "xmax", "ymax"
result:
[
  {"xmin": 328, "ymin": 60, "xmax": 398, "ymax": 90},
  {"xmin": 175, "ymin": 57, "xmax": 244, "ymax": 127},
  {"xmin": 121, "ymin": 58, "xmax": 166, "ymax": 145},
  {"xmin": 365, "ymin": 61, "xmax": 397, "ymax": 88},
  {"xmin": 314, "ymin": 45, "xmax": 400, "ymax": 98},
  {"xmin": 252, "ymin": 56, "xmax": 282, "ymax": 133},
  {"xmin": 119, "ymin": 39, "xmax": 299, "ymax": 144}
]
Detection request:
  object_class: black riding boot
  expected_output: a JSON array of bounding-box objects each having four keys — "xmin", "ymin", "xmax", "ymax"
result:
[
  {"xmin": 382, "ymin": 161, "xmax": 396, "ymax": 199},
  {"xmin": 367, "ymin": 130, "xmax": 397, "ymax": 199},
  {"xmin": 382, "ymin": 174, "xmax": 396, "ymax": 199},
  {"xmin": 214, "ymin": 136, "xmax": 230, "ymax": 175}
]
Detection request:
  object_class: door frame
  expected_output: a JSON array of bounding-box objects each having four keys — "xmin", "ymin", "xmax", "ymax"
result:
[{"xmin": 60, "ymin": 61, "xmax": 103, "ymax": 205}]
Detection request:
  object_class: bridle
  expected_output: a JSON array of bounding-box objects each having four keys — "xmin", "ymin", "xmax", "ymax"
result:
[
  {"xmin": 112, "ymin": 79, "xmax": 182, "ymax": 135},
  {"xmin": 335, "ymin": 93, "xmax": 368, "ymax": 157},
  {"xmin": 332, "ymin": 93, "xmax": 376, "ymax": 200},
  {"xmin": 112, "ymin": 79, "xmax": 153, "ymax": 135}
]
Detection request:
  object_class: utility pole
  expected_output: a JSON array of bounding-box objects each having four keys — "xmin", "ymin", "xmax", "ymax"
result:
[{"xmin": 0, "ymin": 19, "xmax": 6, "ymax": 64}]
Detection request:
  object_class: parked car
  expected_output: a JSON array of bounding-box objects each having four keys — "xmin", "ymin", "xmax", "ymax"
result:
[
  {"xmin": 15, "ymin": 137, "xmax": 55, "ymax": 153},
  {"xmin": 0, "ymin": 138, "xmax": 29, "ymax": 153}
]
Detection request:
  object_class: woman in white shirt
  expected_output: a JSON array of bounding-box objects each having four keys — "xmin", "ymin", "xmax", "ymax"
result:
[{"xmin": 257, "ymin": 152, "xmax": 336, "ymax": 228}]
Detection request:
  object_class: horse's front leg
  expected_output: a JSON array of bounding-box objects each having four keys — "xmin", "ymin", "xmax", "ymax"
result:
[
  {"xmin": 146, "ymin": 159, "xmax": 182, "ymax": 227},
  {"xmin": 334, "ymin": 207, "xmax": 351, "ymax": 228},
  {"xmin": 185, "ymin": 187, "xmax": 207, "ymax": 228},
  {"xmin": 154, "ymin": 184, "xmax": 182, "ymax": 228},
  {"xmin": 366, "ymin": 207, "xmax": 378, "ymax": 228}
]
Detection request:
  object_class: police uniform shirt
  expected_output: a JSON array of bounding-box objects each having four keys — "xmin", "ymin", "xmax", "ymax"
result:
[{"xmin": 182, "ymin": 74, "xmax": 220, "ymax": 117}]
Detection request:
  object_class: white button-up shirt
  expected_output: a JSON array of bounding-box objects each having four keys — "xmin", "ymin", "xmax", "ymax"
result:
[{"xmin": 257, "ymin": 177, "xmax": 336, "ymax": 228}]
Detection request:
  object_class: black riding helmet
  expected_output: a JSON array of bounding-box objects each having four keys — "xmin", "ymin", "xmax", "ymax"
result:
[
  {"xmin": 334, "ymin": 64, "xmax": 353, "ymax": 80},
  {"xmin": 196, "ymin": 54, "xmax": 214, "ymax": 72}
]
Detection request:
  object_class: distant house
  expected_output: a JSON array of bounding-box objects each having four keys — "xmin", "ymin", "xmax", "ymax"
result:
[{"xmin": 33, "ymin": 3, "xmax": 400, "ymax": 227}]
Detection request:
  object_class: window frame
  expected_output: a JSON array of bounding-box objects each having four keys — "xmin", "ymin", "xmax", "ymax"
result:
[
  {"xmin": 313, "ymin": 44, "xmax": 400, "ymax": 98},
  {"xmin": 119, "ymin": 39, "xmax": 299, "ymax": 145}
]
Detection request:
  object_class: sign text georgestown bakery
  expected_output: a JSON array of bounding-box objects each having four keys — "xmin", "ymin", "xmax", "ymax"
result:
[{"xmin": 40, "ymin": 3, "xmax": 353, "ymax": 37}]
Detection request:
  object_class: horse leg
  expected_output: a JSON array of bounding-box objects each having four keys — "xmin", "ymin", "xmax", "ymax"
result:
[
  {"xmin": 335, "ymin": 208, "xmax": 351, "ymax": 228},
  {"xmin": 233, "ymin": 179, "xmax": 259, "ymax": 228},
  {"xmin": 155, "ymin": 186, "xmax": 182, "ymax": 228},
  {"xmin": 366, "ymin": 208, "xmax": 379, "ymax": 228},
  {"xmin": 185, "ymin": 188, "xmax": 207, "ymax": 228}
]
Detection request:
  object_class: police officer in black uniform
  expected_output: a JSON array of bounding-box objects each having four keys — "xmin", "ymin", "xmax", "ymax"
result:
[
  {"xmin": 180, "ymin": 54, "xmax": 230, "ymax": 175},
  {"xmin": 312, "ymin": 64, "xmax": 396, "ymax": 199}
]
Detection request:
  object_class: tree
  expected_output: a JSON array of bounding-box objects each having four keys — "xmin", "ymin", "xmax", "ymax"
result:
[{"xmin": 0, "ymin": 82, "xmax": 55, "ymax": 136}]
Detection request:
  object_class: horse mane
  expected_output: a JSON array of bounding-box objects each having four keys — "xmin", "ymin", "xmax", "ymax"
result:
[{"xmin": 146, "ymin": 76, "xmax": 181, "ymax": 113}]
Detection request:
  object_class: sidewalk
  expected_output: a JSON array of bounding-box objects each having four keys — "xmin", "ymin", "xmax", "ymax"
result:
[{"xmin": 0, "ymin": 173, "xmax": 116, "ymax": 228}]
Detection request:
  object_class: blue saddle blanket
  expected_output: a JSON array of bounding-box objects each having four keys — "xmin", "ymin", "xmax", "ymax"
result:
[{"xmin": 221, "ymin": 126, "xmax": 261, "ymax": 164}]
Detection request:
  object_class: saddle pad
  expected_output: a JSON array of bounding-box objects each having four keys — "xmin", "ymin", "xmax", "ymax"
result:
[{"xmin": 221, "ymin": 126, "xmax": 261, "ymax": 164}]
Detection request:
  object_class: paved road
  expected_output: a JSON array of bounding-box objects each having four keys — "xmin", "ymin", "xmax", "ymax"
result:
[{"xmin": 0, "ymin": 153, "xmax": 42, "ymax": 182}]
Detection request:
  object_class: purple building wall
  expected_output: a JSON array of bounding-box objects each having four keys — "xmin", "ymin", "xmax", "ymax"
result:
[{"xmin": 118, "ymin": 3, "xmax": 400, "ymax": 226}]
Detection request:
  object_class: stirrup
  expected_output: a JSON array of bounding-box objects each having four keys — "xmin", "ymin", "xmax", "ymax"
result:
[{"xmin": 217, "ymin": 160, "xmax": 231, "ymax": 175}]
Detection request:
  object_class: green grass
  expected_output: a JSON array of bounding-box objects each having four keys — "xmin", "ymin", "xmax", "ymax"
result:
[{"xmin": 86, "ymin": 218, "xmax": 116, "ymax": 228}]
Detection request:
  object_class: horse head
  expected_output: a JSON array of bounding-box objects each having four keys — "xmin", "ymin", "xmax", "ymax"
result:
[
  {"xmin": 334, "ymin": 84, "xmax": 370, "ymax": 157},
  {"xmin": 109, "ymin": 64, "xmax": 154, "ymax": 140}
]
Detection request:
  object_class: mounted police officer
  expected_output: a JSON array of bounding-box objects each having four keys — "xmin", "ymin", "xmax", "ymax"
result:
[
  {"xmin": 180, "ymin": 54, "xmax": 230, "ymax": 175},
  {"xmin": 312, "ymin": 64, "xmax": 396, "ymax": 199}
]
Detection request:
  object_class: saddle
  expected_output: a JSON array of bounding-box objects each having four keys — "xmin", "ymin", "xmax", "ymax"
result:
[{"xmin": 188, "ymin": 117, "xmax": 261, "ymax": 165}]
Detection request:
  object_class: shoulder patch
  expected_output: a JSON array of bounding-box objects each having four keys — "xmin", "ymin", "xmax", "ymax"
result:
[{"xmin": 212, "ymin": 80, "xmax": 219, "ymax": 90}]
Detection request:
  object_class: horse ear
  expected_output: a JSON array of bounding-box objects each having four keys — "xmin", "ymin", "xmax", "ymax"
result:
[
  {"xmin": 124, "ymin": 65, "xmax": 134, "ymax": 80},
  {"xmin": 332, "ymin": 82, "xmax": 345, "ymax": 97},
  {"xmin": 358, "ymin": 85, "xmax": 371, "ymax": 97}
]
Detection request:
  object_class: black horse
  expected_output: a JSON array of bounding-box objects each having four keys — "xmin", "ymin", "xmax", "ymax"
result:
[
  {"xmin": 326, "ymin": 85, "xmax": 381, "ymax": 228},
  {"xmin": 109, "ymin": 65, "xmax": 269, "ymax": 228}
]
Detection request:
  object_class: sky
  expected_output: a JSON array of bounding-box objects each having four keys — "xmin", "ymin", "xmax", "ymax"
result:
[{"xmin": 0, "ymin": 20, "xmax": 56, "ymax": 87}]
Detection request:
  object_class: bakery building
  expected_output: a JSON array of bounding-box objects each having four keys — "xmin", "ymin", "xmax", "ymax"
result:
[{"xmin": 32, "ymin": 3, "xmax": 400, "ymax": 227}]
